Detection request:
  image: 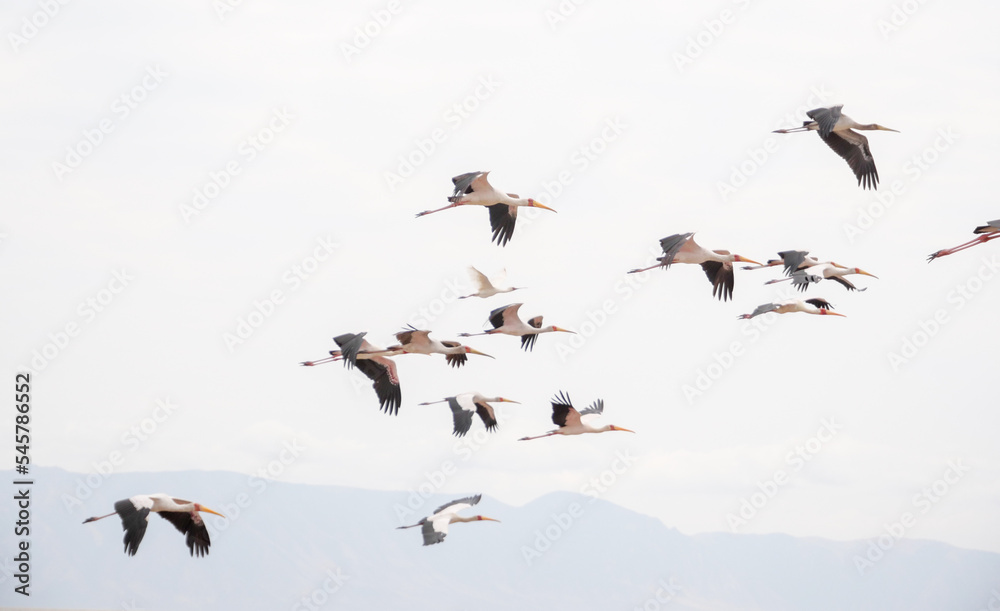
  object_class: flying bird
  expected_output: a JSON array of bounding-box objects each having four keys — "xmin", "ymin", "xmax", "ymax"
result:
[
  {"xmin": 459, "ymin": 266, "xmax": 522, "ymax": 299},
  {"xmin": 415, "ymin": 171, "xmax": 556, "ymax": 246},
  {"xmin": 928, "ymin": 220, "xmax": 1000, "ymax": 262},
  {"xmin": 300, "ymin": 332, "xmax": 402, "ymax": 415},
  {"xmin": 459, "ymin": 303, "xmax": 574, "ymax": 351},
  {"xmin": 627, "ymin": 233, "xmax": 761, "ymax": 301},
  {"xmin": 765, "ymin": 263, "xmax": 878, "ymax": 292},
  {"xmin": 82, "ymin": 494, "xmax": 224, "ymax": 557},
  {"xmin": 742, "ymin": 250, "xmax": 833, "ymax": 276},
  {"xmin": 397, "ymin": 494, "xmax": 499, "ymax": 546},
  {"xmin": 418, "ymin": 393, "xmax": 519, "ymax": 437},
  {"xmin": 737, "ymin": 298, "xmax": 845, "ymax": 320},
  {"xmin": 388, "ymin": 327, "xmax": 493, "ymax": 367},
  {"xmin": 774, "ymin": 105, "xmax": 898, "ymax": 190},
  {"xmin": 518, "ymin": 391, "xmax": 634, "ymax": 441}
]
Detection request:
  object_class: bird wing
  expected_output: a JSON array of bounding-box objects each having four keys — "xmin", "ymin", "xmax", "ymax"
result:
[
  {"xmin": 469, "ymin": 171, "xmax": 493, "ymax": 193},
  {"xmin": 488, "ymin": 203, "xmax": 517, "ymax": 246},
  {"xmin": 550, "ymin": 391, "xmax": 580, "ymax": 427},
  {"xmin": 489, "ymin": 303, "xmax": 521, "ymax": 329},
  {"xmin": 777, "ymin": 250, "xmax": 810, "ymax": 276},
  {"xmin": 474, "ymin": 401, "xmax": 498, "ymax": 433},
  {"xmin": 448, "ymin": 396, "xmax": 475, "ymax": 437},
  {"xmin": 441, "ymin": 341, "xmax": 469, "ymax": 368},
  {"xmin": 115, "ymin": 497, "xmax": 152, "ymax": 556},
  {"xmin": 829, "ymin": 275, "xmax": 863, "ymax": 291},
  {"xmin": 157, "ymin": 509, "xmax": 211, "ymax": 557},
  {"xmin": 355, "ymin": 358, "xmax": 401, "ymax": 415},
  {"xmin": 333, "ymin": 332, "xmax": 367, "ymax": 369},
  {"xmin": 527, "ymin": 316, "xmax": 543, "ymax": 329},
  {"xmin": 805, "ymin": 298, "xmax": 834, "ymax": 310},
  {"xmin": 431, "ymin": 494, "xmax": 482, "ymax": 516},
  {"xmin": 657, "ymin": 233, "xmax": 695, "ymax": 268},
  {"xmin": 579, "ymin": 399, "xmax": 605, "ymax": 424},
  {"xmin": 806, "ymin": 105, "xmax": 842, "ymax": 138},
  {"xmin": 975, "ymin": 220, "xmax": 1000, "ymax": 234},
  {"xmin": 747, "ymin": 302, "xmax": 779, "ymax": 319},
  {"xmin": 700, "ymin": 260, "xmax": 734, "ymax": 301},
  {"xmin": 817, "ymin": 129, "xmax": 879, "ymax": 190},
  {"xmin": 467, "ymin": 266, "xmax": 493, "ymax": 291},
  {"xmin": 521, "ymin": 315, "xmax": 543, "ymax": 352},
  {"xmin": 421, "ymin": 519, "xmax": 449, "ymax": 545},
  {"xmin": 396, "ymin": 328, "xmax": 430, "ymax": 347},
  {"xmin": 790, "ymin": 270, "xmax": 820, "ymax": 292},
  {"xmin": 450, "ymin": 171, "xmax": 485, "ymax": 198}
]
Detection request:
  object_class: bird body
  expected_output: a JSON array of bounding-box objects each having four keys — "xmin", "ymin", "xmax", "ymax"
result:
[
  {"xmin": 389, "ymin": 327, "xmax": 493, "ymax": 366},
  {"xmin": 83, "ymin": 493, "xmax": 224, "ymax": 557},
  {"xmin": 415, "ymin": 172, "xmax": 555, "ymax": 246},
  {"xmin": 628, "ymin": 233, "xmax": 761, "ymax": 301},
  {"xmin": 397, "ymin": 494, "xmax": 499, "ymax": 546},
  {"xmin": 928, "ymin": 219, "xmax": 1000, "ymax": 261},
  {"xmin": 765, "ymin": 262, "xmax": 877, "ymax": 292},
  {"xmin": 518, "ymin": 391, "xmax": 634, "ymax": 441},
  {"xmin": 774, "ymin": 105, "xmax": 898, "ymax": 190},
  {"xmin": 460, "ymin": 303, "xmax": 574, "ymax": 351},
  {"xmin": 737, "ymin": 298, "xmax": 845, "ymax": 320},
  {"xmin": 418, "ymin": 393, "xmax": 518, "ymax": 437},
  {"xmin": 300, "ymin": 332, "xmax": 402, "ymax": 414},
  {"xmin": 460, "ymin": 266, "xmax": 521, "ymax": 299}
]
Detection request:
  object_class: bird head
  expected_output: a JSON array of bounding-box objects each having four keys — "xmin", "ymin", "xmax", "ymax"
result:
[
  {"xmin": 527, "ymin": 199, "xmax": 556, "ymax": 212},
  {"xmin": 609, "ymin": 425, "xmax": 636, "ymax": 433},
  {"xmin": 819, "ymin": 309, "xmax": 846, "ymax": 317},
  {"xmin": 194, "ymin": 504, "xmax": 226, "ymax": 518},
  {"xmin": 733, "ymin": 255, "xmax": 763, "ymax": 266},
  {"xmin": 853, "ymin": 268, "xmax": 878, "ymax": 278},
  {"xmin": 464, "ymin": 346, "xmax": 494, "ymax": 359}
]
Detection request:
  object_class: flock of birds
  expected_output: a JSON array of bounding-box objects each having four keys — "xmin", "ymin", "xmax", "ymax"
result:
[{"xmin": 82, "ymin": 104, "xmax": 997, "ymax": 555}]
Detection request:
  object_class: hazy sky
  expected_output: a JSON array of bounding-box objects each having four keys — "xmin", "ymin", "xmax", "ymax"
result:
[{"xmin": 5, "ymin": 0, "xmax": 999, "ymax": 557}]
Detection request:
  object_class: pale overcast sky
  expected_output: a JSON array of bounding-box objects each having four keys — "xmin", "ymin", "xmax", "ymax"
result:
[{"xmin": 4, "ymin": 0, "xmax": 999, "ymax": 558}]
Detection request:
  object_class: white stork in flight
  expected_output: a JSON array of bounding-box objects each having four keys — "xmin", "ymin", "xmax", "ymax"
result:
[
  {"xmin": 459, "ymin": 266, "xmax": 523, "ymax": 299},
  {"xmin": 388, "ymin": 326, "xmax": 493, "ymax": 366},
  {"xmin": 518, "ymin": 391, "xmax": 634, "ymax": 441},
  {"xmin": 628, "ymin": 233, "xmax": 761, "ymax": 301},
  {"xmin": 83, "ymin": 494, "xmax": 224, "ymax": 557},
  {"xmin": 737, "ymin": 298, "xmax": 845, "ymax": 320},
  {"xmin": 300, "ymin": 332, "xmax": 402, "ymax": 415},
  {"xmin": 415, "ymin": 171, "xmax": 556, "ymax": 246},
  {"xmin": 397, "ymin": 494, "xmax": 499, "ymax": 546},
  {"xmin": 928, "ymin": 219, "xmax": 1000, "ymax": 262},
  {"xmin": 459, "ymin": 303, "xmax": 574, "ymax": 351},
  {"xmin": 741, "ymin": 250, "xmax": 834, "ymax": 276},
  {"xmin": 418, "ymin": 392, "xmax": 519, "ymax": 437},
  {"xmin": 774, "ymin": 105, "xmax": 898, "ymax": 190},
  {"xmin": 765, "ymin": 263, "xmax": 878, "ymax": 292}
]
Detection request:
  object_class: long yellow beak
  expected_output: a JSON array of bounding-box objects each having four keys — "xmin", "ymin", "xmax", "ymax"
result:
[
  {"xmin": 553, "ymin": 327, "xmax": 576, "ymax": 334},
  {"xmin": 877, "ymin": 125, "xmax": 899, "ymax": 132},
  {"xmin": 479, "ymin": 516, "xmax": 501, "ymax": 522},
  {"xmin": 499, "ymin": 398, "xmax": 521, "ymax": 404},
  {"xmin": 531, "ymin": 202, "xmax": 557, "ymax": 213},
  {"xmin": 199, "ymin": 506, "xmax": 226, "ymax": 518},
  {"xmin": 612, "ymin": 426, "xmax": 636, "ymax": 433},
  {"xmin": 736, "ymin": 256, "xmax": 763, "ymax": 266},
  {"xmin": 859, "ymin": 269, "xmax": 879, "ymax": 278},
  {"xmin": 468, "ymin": 347, "xmax": 494, "ymax": 359},
  {"xmin": 824, "ymin": 311, "xmax": 847, "ymax": 317}
]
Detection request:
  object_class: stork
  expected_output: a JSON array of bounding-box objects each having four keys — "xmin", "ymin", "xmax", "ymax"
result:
[
  {"xmin": 518, "ymin": 391, "xmax": 634, "ymax": 441},
  {"xmin": 397, "ymin": 494, "xmax": 499, "ymax": 546},
  {"xmin": 418, "ymin": 393, "xmax": 519, "ymax": 437},
  {"xmin": 300, "ymin": 332, "xmax": 402, "ymax": 415},
  {"xmin": 737, "ymin": 298, "xmax": 845, "ymax": 320},
  {"xmin": 459, "ymin": 303, "xmax": 574, "ymax": 351},
  {"xmin": 627, "ymin": 233, "xmax": 761, "ymax": 301},
  {"xmin": 83, "ymin": 494, "xmax": 224, "ymax": 557}
]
